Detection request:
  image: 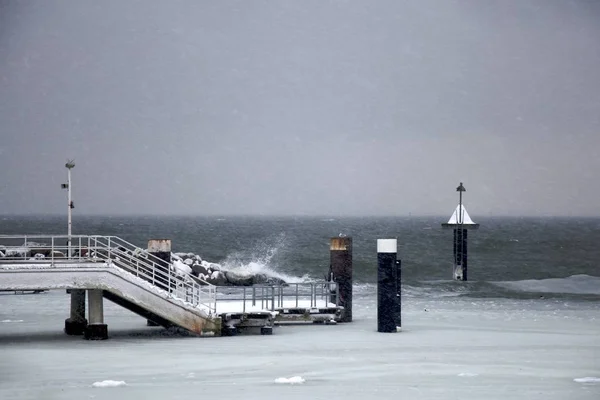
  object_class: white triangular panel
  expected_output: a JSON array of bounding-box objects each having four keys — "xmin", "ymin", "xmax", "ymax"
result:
[{"xmin": 447, "ymin": 205, "xmax": 476, "ymax": 224}]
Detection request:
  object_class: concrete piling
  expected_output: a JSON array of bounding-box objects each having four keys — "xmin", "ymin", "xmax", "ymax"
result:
[
  {"xmin": 64, "ymin": 289, "xmax": 87, "ymax": 335},
  {"xmin": 329, "ymin": 237, "xmax": 353, "ymax": 322},
  {"xmin": 148, "ymin": 239, "xmax": 172, "ymax": 292},
  {"xmin": 377, "ymin": 239, "xmax": 401, "ymax": 333},
  {"xmin": 84, "ymin": 289, "xmax": 108, "ymax": 340}
]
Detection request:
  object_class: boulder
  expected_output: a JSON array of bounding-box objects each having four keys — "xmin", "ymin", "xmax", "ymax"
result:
[
  {"xmin": 252, "ymin": 274, "xmax": 288, "ymax": 286},
  {"xmin": 171, "ymin": 259, "xmax": 192, "ymax": 276},
  {"xmin": 191, "ymin": 264, "xmax": 209, "ymax": 277},
  {"xmin": 183, "ymin": 258, "xmax": 193, "ymax": 266},
  {"xmin": 50, "ymin": 250, "xmax": 66, "ymax": 258},
  {"xmin": 224, "ymin": 271, "xmax": 254, "ymax": 286},
  {"xmin": 205, "ymin": 270, "xmax": 227, "ymax": 286}
]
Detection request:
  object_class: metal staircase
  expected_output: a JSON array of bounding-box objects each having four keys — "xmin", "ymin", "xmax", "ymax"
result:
[{"xmin": 0, "ymin": 235, "xmax": 220, "ymax": 335}]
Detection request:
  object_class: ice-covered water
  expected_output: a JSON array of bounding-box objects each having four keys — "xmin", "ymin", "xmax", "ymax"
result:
[{"xmin": 0, "ymin": 291, "xmax": 599, "ymax": 400}]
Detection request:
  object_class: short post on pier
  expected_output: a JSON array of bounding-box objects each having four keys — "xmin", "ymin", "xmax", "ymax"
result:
[
  {"xmin": 377, "ymin": 239, "xmax": 401, "ymax": 333},
  {"xmin": 148, "ymin": 239, "xmax": 172, "ymax": 291}
]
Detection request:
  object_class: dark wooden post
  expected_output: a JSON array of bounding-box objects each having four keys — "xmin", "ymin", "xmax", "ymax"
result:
[{"xmin": 329, "ymin": 237, "xmax": 352, "ymax": 323}]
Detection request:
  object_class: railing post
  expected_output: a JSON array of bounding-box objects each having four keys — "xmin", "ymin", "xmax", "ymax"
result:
[
  {"xmin": 167, "ymin": 268, "xmax": 171, "ymax": 295},
  {"xmin": 107, "ymin": 237, "xmax": 111, "ymax": 261},
  {"xmin": 261, "ymin": 287, "xmax": 264, "ymax": 309},
  {"xmin": 243, "ymin": 287, "xmax": 246, "ymax": 313},
  {"xmin": 252, "ymin": 286, "xmax": 256, "ymax": 306},
  {"xmin": 295, "ymin": 284, "xmax": 299, "ymax": 308},
  {"xmin": 279, "ymin": 286, "xmax": 283, "ymax": 307},
  {"xmin": 51, "ymin": 236, "xmax": 55, "ymax": 266},
  {"xmin": 271, "ymin": 286, "xmax": 275, "ymax": 311}
]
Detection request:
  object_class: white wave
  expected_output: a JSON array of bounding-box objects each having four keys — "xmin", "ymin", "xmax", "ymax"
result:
[
  {"xmin": 217, "ymin": 234, "xmax": 311, "ymax": 283},
  {"xmin": 274, "ymin": 376, "xmax": 305, "ymax": 384},
  {"xmin": 493, "ymin": 274, "xmax": 600, "ymax": 296},
  {"xmin": 91, "ymin": 380, "xmax": 127, "ymax": 388},
  {"xmin": 574, "ymin": 377, "xmax": 600, "ymax": 383},
  {"xmin": 1, "ymin": 319, "xmax": 24, "ymax": 323}
]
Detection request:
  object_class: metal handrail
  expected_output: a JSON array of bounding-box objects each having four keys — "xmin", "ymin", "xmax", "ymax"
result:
[
  {"xmin": 0, "ymin": 234, "xmax": 216, "ymax": 314},
  {"xmin": 215, "ymin": 282, "xmax": 340, "ymax": 313}
]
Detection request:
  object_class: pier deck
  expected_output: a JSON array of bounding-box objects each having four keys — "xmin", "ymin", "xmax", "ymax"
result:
[{"xmin": 0, "ymin": 234, "xmax": 344, "ymax": 338}]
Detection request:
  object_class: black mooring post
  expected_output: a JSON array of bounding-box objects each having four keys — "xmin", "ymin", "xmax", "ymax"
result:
[
  {"xmin": 377, "ymin": 239, "xmax": 400, "ymax": 333},
  {"xmin": 329, "ymin": 237, "xmax": 353, "ymax": 322},
  {"xmin": 453, "ymin": 228, "xmax": 469, "ymax": 281}
]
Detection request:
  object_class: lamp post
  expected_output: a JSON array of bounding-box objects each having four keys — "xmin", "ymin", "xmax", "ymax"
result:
[{"xmin": 62, "ymin": 160, "xmax": 75, "ymax": 258}]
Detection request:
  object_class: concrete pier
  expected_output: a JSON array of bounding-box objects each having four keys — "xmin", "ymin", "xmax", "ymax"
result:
[
  {"xmin": 84, "ymin": 289, "xmax": 108, "ymax": 340},
  {"xmin": 64, "ymin": 289, "xmax": 87, "ymax": 335}
]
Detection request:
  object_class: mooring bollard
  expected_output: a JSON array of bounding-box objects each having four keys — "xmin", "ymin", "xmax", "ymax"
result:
[
  {"xmin": 329, "ymin": 237, "xmax": 352, "ymax": 322},
  {"xmin": 148, "ymin": 239, "xmax": 172, "ymax": 291},
  {"xmin": 377, "ymin": 239, "xmax": 401, "ymax": 333},
  {"xmin": 147, "ymin": 239, "xmax": 172, "ymax": 327}
]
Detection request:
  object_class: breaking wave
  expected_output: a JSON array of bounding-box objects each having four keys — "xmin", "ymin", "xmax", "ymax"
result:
[
  {"xmin": 217, "ymin": 233, "xmax": 311, "ymax": 284},
  {"xmin": 491, "ymin": 274, "xmax": 600, "ymax": 296}
]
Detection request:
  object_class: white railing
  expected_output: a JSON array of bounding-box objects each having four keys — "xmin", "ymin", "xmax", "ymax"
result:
[
  {"xmin": 0, "ymin": 235, "xmax": 216, "ymax": 314},
  {"xmin": 215, "ymin": 282, "xmax": 340, "ymax": 313}
]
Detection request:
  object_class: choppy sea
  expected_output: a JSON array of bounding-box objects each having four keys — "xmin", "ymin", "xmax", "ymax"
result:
[{"xmin": 1, "ymin": 215, "xmax": 599, "ymax": 301}]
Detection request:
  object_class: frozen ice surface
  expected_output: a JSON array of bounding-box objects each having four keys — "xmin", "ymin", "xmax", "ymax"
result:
[
  {"xmin": 574, "ymin": 377, "xmax": 600, "ymax": 383},
  {"xmin": 274, "ymin": 376, "xmax": 305, "ymax": 384},
  {"xmin": 0, "ymin": 291, "xmax": 599, "ymax": 400},
  {"xmin": 91, "ymin": 380, "xmax": 127, "ymax": 388}
]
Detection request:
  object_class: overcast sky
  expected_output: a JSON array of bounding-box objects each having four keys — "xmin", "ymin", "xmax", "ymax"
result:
[{"xmin": 1, "ymin": 0, "xmax": 599, "ymax": 217}]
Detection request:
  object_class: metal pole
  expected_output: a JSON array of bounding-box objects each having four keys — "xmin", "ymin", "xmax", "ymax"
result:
[{"xmin": 67, "ymin": 167, "xmax": 72, "ymax": 259}]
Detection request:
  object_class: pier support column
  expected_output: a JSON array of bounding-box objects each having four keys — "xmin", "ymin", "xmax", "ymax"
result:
[
  {"xmin": 329, "ymin": 237, "xmax": 352, "ymax": 322},
  {"xmin": 377, "ymin": 239, "xmax": 401, "ymax": 333},
  {"xmin": 84, "ymin": 289, "xmax": 108, "ymax": 340},
  {"xmin": 64, "ymin": 289, "xmax": 87, "ymax": 335}
]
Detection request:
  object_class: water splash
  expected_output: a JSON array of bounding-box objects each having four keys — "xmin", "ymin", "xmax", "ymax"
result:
[{"xmin": 218, "ymin": 233, "xmax": 311, "ymax": 283}]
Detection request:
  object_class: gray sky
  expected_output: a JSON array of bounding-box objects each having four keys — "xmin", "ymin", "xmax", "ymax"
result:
[{"xmin": 1, "ymin": 0, "xmax": 599, "ymax": 217}]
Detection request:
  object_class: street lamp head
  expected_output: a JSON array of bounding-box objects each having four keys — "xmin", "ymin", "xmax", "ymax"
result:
[
  {"xmin": 456, "ymin": 182, "xmax": 466, "ymax": 192},
  {"xmin": 65, "ymin": 159, "xmax": 75, "ymax": 169}
]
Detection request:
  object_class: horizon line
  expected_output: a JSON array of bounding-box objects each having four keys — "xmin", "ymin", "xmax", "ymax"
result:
[{"xmin": 1, "ymin": 213, "xmax": 599, "ymax": 219}]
